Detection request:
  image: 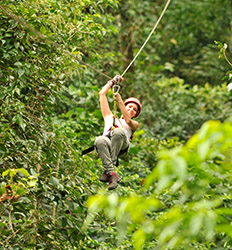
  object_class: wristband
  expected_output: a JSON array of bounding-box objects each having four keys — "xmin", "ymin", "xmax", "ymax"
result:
[{"xmin": 107, "ymin": 80, "xmax": 113, "ymax": 86}]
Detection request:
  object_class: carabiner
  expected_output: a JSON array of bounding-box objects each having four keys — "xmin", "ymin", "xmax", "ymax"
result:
[
  {"xmin": 115, "ymin": 75, "xmax": 121, "ymax": 83},
  {"xmin": 112, "ymin": 75, "xmax": 121, "ymax": 86},
  {"xmin": 112, "ymin": 84, "xmax": 120, "ymax": 95}
]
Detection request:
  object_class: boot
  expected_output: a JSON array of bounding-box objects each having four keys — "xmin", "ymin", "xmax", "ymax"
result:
[
  {"xmin": 108, "ymin": 172, "xmax": 121, "ymax": 190},
  {"xmin": 100, "ymin": 171, "xmax": 110, "ymax": 182}
]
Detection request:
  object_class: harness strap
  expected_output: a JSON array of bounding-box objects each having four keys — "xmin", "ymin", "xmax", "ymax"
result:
[
  {"xmin": 112, "ymin": 83, "xmax": 124, "ymax": 130},
  {"xmin": 81, "ymin": 145, "xmax": 95, "ymax": 156},
  {"xmin": 112, "ymin": 116, "xmax": 117, "ymax": 128}
]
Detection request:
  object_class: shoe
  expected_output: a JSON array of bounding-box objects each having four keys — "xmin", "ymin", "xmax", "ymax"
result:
[
  {"xmin": 108, "ymin": 173, "xmax": 121, "ymax": 190},
  {"xmin": 100, "ymin": 171, "xmax": 110, "ymax": 182}
]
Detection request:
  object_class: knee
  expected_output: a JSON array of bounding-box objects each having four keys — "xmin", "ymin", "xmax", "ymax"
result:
[
  {"xmin": 112, "ymin": 128, "xmax": 125, "ymax": 138},
  {"xmin": 95, "ymin": 136, "xmax": 106, "ymax": 146},
  {"xmin": 95, "ymin": 136, "xmax": 110, "ymax": 150}
]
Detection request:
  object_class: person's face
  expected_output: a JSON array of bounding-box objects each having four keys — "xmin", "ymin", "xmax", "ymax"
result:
[{"xmin": 126, "ymin": 102, "xmax": 138, "ymax": 118}]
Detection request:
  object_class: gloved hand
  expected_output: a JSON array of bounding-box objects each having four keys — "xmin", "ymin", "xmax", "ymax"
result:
[{"xmin": 112, "ymin": 74, "xmax": 123, "ymax": 84}]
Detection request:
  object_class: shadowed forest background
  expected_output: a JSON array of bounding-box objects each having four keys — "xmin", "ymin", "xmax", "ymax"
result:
[{"xmin": 0, "ymin": 0, "xmax": 232, "ymax": 249}]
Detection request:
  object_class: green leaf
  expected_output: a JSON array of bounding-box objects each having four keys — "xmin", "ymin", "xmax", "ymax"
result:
[
  {"xmin": 14, "ymin": 62, "xmax": 23, "ymax": 67},
  {"xmin": 133, "ymin": 228, "xmax": 146, "ymax": 250},
  {"xmin": 40, "ymin": 25, "xmax": 47, "ymax": 34},
  {"xmin": 59, "ymin": 73, "xmax": 65, "ymax": 80},
  {"xmin": 2, "ymin": 169, "xmax": 9, "ymax": 178},
  {"xmin": 27, "ymin": 180, "xmax": 38, "ymax": 187},
  {"xmin": 159, "ymin": 220, "xmax": 181, "ymax": 244},
  {"xmin": 0, "ymin": 183, "xmax": 6, "ymax": 195},
  {"xmin": 68, "ymin": 85, "xmax": 80, "ymax": 96},
  {"xmin": 107, "ymin": 193, "xmax": 118, "ymax": 207},
  {"xmin": 204, "ymin": 211, "xmax": 216, "ymax": 240},
  {"xmin": 13, "ymin": 114, "xmax": 26, "ymax": 131},
  {"xmin": 190, "ymin": 212, "xmax": 204, "ymax": 235},
  {"xmin": 19, "ymin": 168, "xmax": 30, "ymax": 177},
  {"xmin": 198, "ymin": 141, "xmax": 210, "ymax": 160},
  {"xmin": 50, "ymin": 176, "xmax": 60, "ymax": 186},
  {"xmin": 18, "ymin": 68, "xmax": 25, "ymax": 77}
]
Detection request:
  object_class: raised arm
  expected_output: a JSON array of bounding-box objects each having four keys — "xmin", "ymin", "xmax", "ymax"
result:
[
  {"xmin": 99, "ymin": 80, "xmax": 113, "ymax": 119},
  {"xmin": 99, "ymin": 75, "xmax": 122, "ymax": 119}
]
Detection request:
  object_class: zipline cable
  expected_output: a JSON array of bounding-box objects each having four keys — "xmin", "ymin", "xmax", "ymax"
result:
[{"xmin": 121, "ymin": 0, "xmax": 171, "ymax": 77}]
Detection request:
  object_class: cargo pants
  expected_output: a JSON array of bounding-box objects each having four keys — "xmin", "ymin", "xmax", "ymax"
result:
[{"xmin": 94, "ymin": 128, "xmax": 130, "ymax": 174}]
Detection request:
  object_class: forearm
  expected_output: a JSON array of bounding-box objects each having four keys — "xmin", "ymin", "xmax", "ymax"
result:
[
  {"xmin": 99, "ymin": 75, "xmax": 124, "ymax": 119},
  {"xmin": 99, "ymin": 80, "xmax": 113, "ymax": 95},
  {"xmin": 99, "ymin": 80, "xmax": 114, "ymax": 118},
  {"xmin": 116, "ymin": 94, "xmax": 131, "ymax": 122}
]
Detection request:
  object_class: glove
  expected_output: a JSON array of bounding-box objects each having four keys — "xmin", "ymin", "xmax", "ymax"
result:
[{"xmin": 112, "ymin": 74, "xmax": 123, "ymax": 84}]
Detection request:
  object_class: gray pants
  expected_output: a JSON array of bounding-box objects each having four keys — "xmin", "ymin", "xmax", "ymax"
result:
[{"xmin": 95, "ymin": 128, "xmax": 130, "ymax": 174}]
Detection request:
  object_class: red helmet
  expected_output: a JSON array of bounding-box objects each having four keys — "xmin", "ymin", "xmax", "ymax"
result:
[{"xmin": 124, "ymin": 97, "xmax": 142, "ymax": 118}]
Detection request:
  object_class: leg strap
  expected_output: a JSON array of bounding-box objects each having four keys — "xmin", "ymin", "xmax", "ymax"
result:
[
  {"xmin": 82, "ymin": 133, "xmax": 111, "ymax": 156},
  {"xmin": 81, "ymin": 145, "xmax": 95, "ymax": 156}
]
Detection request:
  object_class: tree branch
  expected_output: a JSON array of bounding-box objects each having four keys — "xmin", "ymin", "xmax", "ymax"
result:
[
  {"xmin": 223, "ymin": 50, "xmax": 232, "ymax": 67},
  {"xmin": 9, "ymin": 208, "xmax": 16, "ymax": 237}
]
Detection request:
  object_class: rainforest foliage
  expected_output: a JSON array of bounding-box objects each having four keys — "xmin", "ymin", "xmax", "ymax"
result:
[{"xmin": 0, "ymin": 0, "xmax": 232, "ymax": 249}]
